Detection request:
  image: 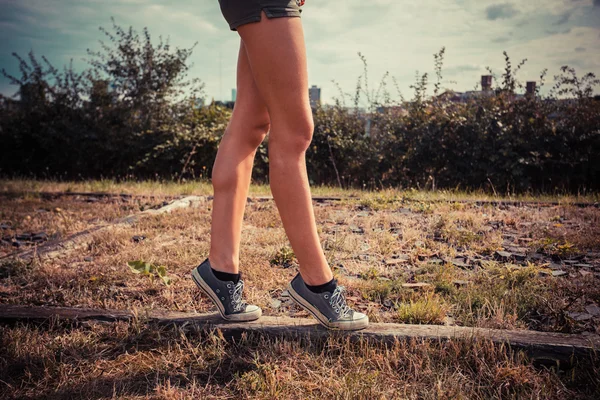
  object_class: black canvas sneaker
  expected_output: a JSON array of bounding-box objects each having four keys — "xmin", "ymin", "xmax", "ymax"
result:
[
  {"xmin": 191, "ymin": 258, "xmax": 262, "ymax": 322},
  {"xmin": 287, "ymin": 273, "xmax": 369, "ymax": 330}
]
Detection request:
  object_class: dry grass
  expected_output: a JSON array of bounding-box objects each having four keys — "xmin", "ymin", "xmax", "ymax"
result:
[
  {"xmin": 1, "ymin": 181, "xmax": 600, "ymax": 398},
  {"xmin": 1, "ymin": 320, "xmax": 598, "ymax": 399},
  {"xmin": 1, "ymin": 184, "xmax": 599, "ymax": 334}
]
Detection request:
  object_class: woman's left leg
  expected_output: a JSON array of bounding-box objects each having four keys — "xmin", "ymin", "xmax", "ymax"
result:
[{"xmin": 208, "ymin": 40, "xmax": 271, "ymax": 274}]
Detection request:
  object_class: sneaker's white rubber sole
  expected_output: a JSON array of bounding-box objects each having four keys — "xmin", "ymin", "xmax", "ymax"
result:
[
  {"xmin": 191, "ymin": 268, "xmax": 261, "ymax": 322},
  {"xmin": 287, "ymin": 284, "xmax": 369, "ymax": 331}
]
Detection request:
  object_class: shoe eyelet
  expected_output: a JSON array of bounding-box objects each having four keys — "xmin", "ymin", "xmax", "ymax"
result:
[
  {"xmin": 216, "ymin": 289, "xmax": 220, "ymax": 293},
  {"xmin": 324, "ymin": 294, "xmax": 329, "ymax": 299},
  {"xmin": 229, "ymin": 290, "xmax": 233, "ymax": 294},
  {"xmin": 221, "ymin": 297, "xmax": 225, "ymax": 300},
  {"xmin": 227, "ymin": 284, "xmax": 232, "ymax": 288}
]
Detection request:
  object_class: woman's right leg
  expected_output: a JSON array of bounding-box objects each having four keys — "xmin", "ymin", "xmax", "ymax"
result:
[
  {"xmin": 235, "ymin": 12, "xmax": 368, "ymax": 330},
  {"xmin": 236, "ymin": 12, "xmax": 332, "ymax": 286}
]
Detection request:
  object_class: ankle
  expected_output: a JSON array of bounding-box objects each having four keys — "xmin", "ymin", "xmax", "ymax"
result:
[
  {"xmin": 305, "ymin": 277, "xmax": 337, "ymax": 294},
  {"xmin": 207, "ymin": 254, "xmax": 239, "ymax": 274}
]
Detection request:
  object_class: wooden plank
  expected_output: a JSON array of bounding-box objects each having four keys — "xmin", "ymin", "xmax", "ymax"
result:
[
  {"xmin": 3, "ymin": 190, "xmax": 596, "ymax": 208},
  {"xmin": 1, "ymin": 304, "xmax": 597, "ymax": 363},
  {"xmin": 0, "ymin": 196, "xmax": 206, "ymax": 262}
]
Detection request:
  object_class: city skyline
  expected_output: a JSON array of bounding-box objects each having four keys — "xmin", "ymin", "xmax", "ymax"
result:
[{"xmin": 1, "ymin": 0, "xmax": 599, "ymax": 105}]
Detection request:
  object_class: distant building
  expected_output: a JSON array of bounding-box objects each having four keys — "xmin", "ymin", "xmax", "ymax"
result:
[
  {"xmin": 435, "ymin": 75, "xmax": 538, "ymax": 103},
  {"xmin": 481, "ymin": 75, "xmax": 493, "ymax": 92},
  {"xmin": 309, "ymin": 85, "xmax": 321, "ymax": 109},
  {"xmin": 0, "ymin": 94, "xmax": 20, "ymax": 111},
  {"xmin": 232, "ymin": 88, "xmax": 237, "ymax": 102},
  {"xmin": 526, "ymin": 81, "xmax": 536, "ymax": 97}
]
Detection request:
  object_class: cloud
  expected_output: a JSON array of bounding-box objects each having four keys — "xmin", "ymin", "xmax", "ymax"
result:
[
  {"xmin": 1, "ymin": 0, "xmax": 598, "ymax": 103},
  {"xmin": 546, "ymin": 27, "xmax": 572, "ymax": 35},
  {"xmin": 486, "ymin": 3, "xmax": 519, "ymax": 20},
  {"xmin": 553, "ymin": 10, "xmax": 572, "ymax": 25},
  {"xmin": 444, "ymin": 64, "xmax": 482, "ymax": 75},
  {"xmin": 575, "ymin": 47, "xmax": 586, "ymax": 52}
]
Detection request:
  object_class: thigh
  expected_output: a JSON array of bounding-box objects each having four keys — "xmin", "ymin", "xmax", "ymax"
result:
[
  {"xmin": 236, "ymin": 10, "xmax": 311, "ymax": 130},
  {"xmin": 228, "ymin": 40, "xmax": 271, "ymax": 138}
]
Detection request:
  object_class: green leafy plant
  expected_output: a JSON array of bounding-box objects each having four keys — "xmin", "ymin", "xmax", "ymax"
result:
[
  {"xmin": 269, "ymin": 246, "xmax": 296, "ymax": 269},
  {"xmin": 127, "ymin": 260, "xmax": 172, "ymax": 285}
]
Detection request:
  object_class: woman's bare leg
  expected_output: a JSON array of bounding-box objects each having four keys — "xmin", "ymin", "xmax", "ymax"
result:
[
  {"xmin": 237, "ymin": 12, "xmax": 333, "ymax": 286},
  {"xmin": 208, "ymin": 40, "xmax": 270, "ymax": 274}
]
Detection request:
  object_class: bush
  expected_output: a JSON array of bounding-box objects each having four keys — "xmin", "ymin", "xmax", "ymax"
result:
[{"xmin": 1, "ymin": 25, "xmax": 598, "ymax": 194}]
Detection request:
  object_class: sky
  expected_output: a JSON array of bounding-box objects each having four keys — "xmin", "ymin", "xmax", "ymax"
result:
[{"xmin": 1, "ymin": 0, "xmax": 599, "ymax": 105}]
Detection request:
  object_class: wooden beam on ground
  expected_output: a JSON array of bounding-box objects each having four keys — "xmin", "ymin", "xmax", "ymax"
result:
[
  {"xmin": 0, "ymin": 191, "xmax": 182, "ymax": 201},
  {"xmin": 0, "ymin": 196, "xmax": 207, "ymax": 262},
  {"xmin": 1, "ymin": 304, "xmax": 597, "ymax": 363}
]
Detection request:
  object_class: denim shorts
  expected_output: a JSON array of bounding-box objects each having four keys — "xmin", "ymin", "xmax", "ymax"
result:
[{"xmin": 218, "ymin": 0, "xmax": 302, "ymax": 31}]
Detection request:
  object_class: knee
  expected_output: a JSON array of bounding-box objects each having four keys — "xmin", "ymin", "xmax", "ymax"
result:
[
  {"xmin": 248, "ymin": 120, "xmax": 270, "ymax": 148},
  {"xmin": 270, "ymin": 114, "xmax": 314, "ymax": 157}
]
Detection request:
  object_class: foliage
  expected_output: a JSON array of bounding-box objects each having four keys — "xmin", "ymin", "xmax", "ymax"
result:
[
  {"xmin": 127, "ymin": 260, "xmax": 172, "ymax": 285},
  {"xmin": 1, "ymin": 20, "xmax": 599, "ymax": 193}
]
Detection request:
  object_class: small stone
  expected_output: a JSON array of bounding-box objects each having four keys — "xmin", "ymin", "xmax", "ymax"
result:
[
  {"xmin": 385, "ymin": 258, "xmax": 408, "ymax": 266},
  {"xmin": 280, "ymin": 290, "xmax": 289, "ymax": 298},
  {"xmin": 356, "ymin": 212, "xmax": 369, "ymax": 217},
  {"xmin": 551, "ymin": 270, "xmax": 567, "ymax": 277},
  {"xmin": 86, "ymin": 197, "xmax": 100, "ymax": 203},
  {"xmin": 528, "ymin": 253, "xmax": 545, "ymax": 261},
  {"xmin": 568, "ymin": 312, "xmax": 593, "ymax": 322},
  {"xmin": 512, "ymin": 253, "xmax": 527, "ymax": 262},
  {"xmin": 16, "ymin": 233, "xmax": 32, "ymax": 241},
  {"xmin": 585, "ymin": 304, "xmax": 600, "ymax": 317},
  {"xmin": 453, "ymin": 280, "xmax": 469, "ymax": 287},
  {"xmin": 349, "ymin": 225, "xmax": 364, "ymax": 234},
  {"xmin": 450, "ymin": 258, "xmax": 470, "ymax": 269},
  {"xmin": 32, "ymin": 232, "xmax": 48, "ymax": 242},
  {"xmin": 132, "ymin": 235, "xmax": 146, "ymax": 243},
  {"xmin": 84, "ymin": 256, "xmax": 94, "ymax": 262},
  {"xmin": 429, "ymin": 258, "xmax": 443, "ymax": 265},
  {"xmin": 270, "ymin": 299, "xmax": 282, "ymax": 309},
  {"xmin": 506, "ymin": 246, "xmax": 529, "ymax": 254},
  {"xmin": 402, "ymin": 282, "xmax": 433, "ymax": 289},
  {"xmin": 494, "ymin": 251, "xmax": 512, "ymax": 261}
]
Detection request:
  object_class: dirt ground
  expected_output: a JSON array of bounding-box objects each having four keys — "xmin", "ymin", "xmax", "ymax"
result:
[{"xmin": 1, "ymin": 182, "xmax": 599, "ymax": 399}]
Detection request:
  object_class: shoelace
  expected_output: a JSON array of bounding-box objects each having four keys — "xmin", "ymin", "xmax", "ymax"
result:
[
  {"xmin": 231, "ymin": 280, "xmax": 247, "ymax": 312},
  {"xmin": 329, "ymin": 285, "xmax": 352, "ymax": 318}
]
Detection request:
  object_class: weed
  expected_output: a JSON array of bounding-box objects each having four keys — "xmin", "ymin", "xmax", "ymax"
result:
[
  {"xmin": 395, "ymin": 292, "xmax": 449, "ymax": 324},
  {"xmin": 269, "ymin": 246, "xmax": 296, "ymax": 269}
]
